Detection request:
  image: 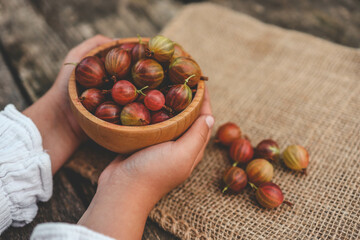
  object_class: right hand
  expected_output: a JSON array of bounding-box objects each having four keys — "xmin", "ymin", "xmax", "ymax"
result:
[{"xmin": 79, "ymin": 87, "xmax": 214, "ymax": 239}]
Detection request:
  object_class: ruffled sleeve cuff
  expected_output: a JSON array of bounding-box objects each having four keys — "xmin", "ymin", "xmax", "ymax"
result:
[
  {"xmin": 30, "ymin": 223, "xmax": 115, "ymax": 240},
  {"xmin": 0, "ymin": 104, "xmax": 52, "ymax": 233}
]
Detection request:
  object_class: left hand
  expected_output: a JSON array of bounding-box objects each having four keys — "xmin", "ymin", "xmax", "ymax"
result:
[
  {"xmin": 23, "ymin": 35, "xmax": 112, "ymax": 174},
  {"xmin": 51, "ymin": 35, "xmax": 113, "ymax": 140}
]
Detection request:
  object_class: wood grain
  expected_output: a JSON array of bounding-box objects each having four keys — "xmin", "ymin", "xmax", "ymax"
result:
[
  {"xmin": 0, "ymin": 0, "xmax": 358, "ymax": 103},
  {"xmin": 0, "ymin": 171, "xmax": 86, "ymax": 240},
  {"xmin": 0, "ymin": 0, "xmax": 181, "ymax": 102},
  {"xmin": 210, "ymin": 0, "xmax": 360, "ymax": 48},
  {"xmin": 0, "ymin": 0, "xmax": 69, "ymax": 101},
  {"xmin": 0, "ymin": 52, "xmax": 27, "ymax": 110}
]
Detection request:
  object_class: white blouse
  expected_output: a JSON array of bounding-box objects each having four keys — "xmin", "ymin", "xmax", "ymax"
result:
[{"xmin": 0, "ymin": 105, "xmax": 114, "ymax": 240}]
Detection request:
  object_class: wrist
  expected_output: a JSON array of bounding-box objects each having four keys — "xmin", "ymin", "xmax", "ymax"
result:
[
  {"xmin": 79, "ymin": 171, "xmax": 155, "ymax": 239},
  {"xmin": 23, "ymin": 89, "xmax": 84, "ymax": 174},
  {"xmin": 97, "ymin": 163, "xmax": 160, "ymax": 213},
  {"xmin": 47, "ymin": 86, "xmax": 87, "ymax": 143}
]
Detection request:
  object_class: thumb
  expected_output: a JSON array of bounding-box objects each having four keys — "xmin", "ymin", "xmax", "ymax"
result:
[
  {"xmin": 65, "ymin": 34, "xmax": 113, "ymax": 63},
  {"xmin": 174, "ymin": 114, "xmax": 214, "ymax": 158}
]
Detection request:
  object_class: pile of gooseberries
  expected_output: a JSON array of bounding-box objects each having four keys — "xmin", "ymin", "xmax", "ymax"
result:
[
  {"xmin": 72, "ymin": 35, "xmax": 207, "ymax": 126},
  {"xmin": 216, "ymin": 122, "xmax": 310, "ymax": 209}
]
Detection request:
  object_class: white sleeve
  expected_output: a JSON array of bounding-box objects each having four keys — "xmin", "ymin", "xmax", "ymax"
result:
[
  {"xmin": 0, "ymin": 105, "xmax": 115, "ymax": 240},
  {"xmin": 30, "ymin": 223, "xmax": 115, "ymax": 240},
  {"xmin": 0, "ymin": 104, "xmax": 53, "ymax": 234}
]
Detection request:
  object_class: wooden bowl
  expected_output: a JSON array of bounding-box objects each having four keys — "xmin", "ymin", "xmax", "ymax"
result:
[{"xmin": 68, "ymin": 38, "xmax": 205, "ymax": 153}]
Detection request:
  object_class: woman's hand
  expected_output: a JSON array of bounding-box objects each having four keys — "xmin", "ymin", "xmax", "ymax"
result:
[
  {"xmin": 23, "ymin": 35, "xmax": 112, "ymax": 174},
  {"xmin": 78, "ymin": 88, "xmax": 214, "ymax": 240}
]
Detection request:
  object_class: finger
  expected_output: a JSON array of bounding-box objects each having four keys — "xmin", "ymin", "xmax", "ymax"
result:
[
  {"xmin": 65, "ymin": 35, "xmax": 113, "ymax": 62},
  {"xmin": 189, "ymin": 86, "xmax": 212, "ymax": 168},
  {"xmin": 57, "ymin": 35, "xmax": 112, "ymax": 83},
  {"xmin": 174, "ymin": 114, "xmax": 214, "ymax": 158},
  {"xmin": 200, "ymin": 86, "xmax": 212, "ymax": 116},
  {"xmin": 100, "ymin": 154, "xmax": 127, "ymax": 176},
  {"xmin": 189, "ymin": 129, "xmax": 212, "ymax": 173},
  {"xmin": 109, "ymin": 154, "xmax": 126, "ymax": 166}
]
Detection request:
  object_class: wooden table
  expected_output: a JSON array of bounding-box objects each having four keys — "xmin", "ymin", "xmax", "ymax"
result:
[{"xmin": 0, "ymin": 0, "xmax": 358, "ymax": 239}]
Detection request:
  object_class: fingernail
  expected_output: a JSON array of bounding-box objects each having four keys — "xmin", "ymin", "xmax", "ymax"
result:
[{"xmin": 205, "ymin": 115, "xmax": 214, "ymax": 128}]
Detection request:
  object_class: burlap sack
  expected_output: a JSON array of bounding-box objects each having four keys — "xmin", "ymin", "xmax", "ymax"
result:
[{"xmin": 68, "ymin": 3, "xmax": 360, "ymax": 239}]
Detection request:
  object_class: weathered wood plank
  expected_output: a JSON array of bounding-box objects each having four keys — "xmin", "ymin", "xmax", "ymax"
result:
[
  {"xmin": 210, "ymin": 0, "xmax": 360, "ymax": 47},
  {"xmin": 66, "ymin": 141, "xmax": 117, "ymax": 185},
  {"xmin": 0, "ymin": 0, "xmax": 182, "ymax": 103},
  {"xmin": 0, "ymin": 170, "xmax": 86, "ymax": 240},
  {"xmin": 1, "ymin": 0, "xmax": 358, "ymax": 103},
  {"xmin": 0, "ymin": 0, "xmax": 69, "ymax": 100},
  {"xmin": 28, "ymin": 0, "xmax": 161, "ymax": 43},
  {"xmin": 0, "ymin": 52, "xmax": 27, "ymax": 110}
]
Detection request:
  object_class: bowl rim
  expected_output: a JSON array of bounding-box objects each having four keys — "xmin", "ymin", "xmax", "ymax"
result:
[{"xmin": 68, "ymin": 37, "xmax": 205, "ymax": 133}]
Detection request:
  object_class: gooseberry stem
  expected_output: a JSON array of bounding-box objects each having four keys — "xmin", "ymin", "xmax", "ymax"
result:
[
  {"xmin": 184, "ymin": 74, "xmax": 196, "ymax": 85},
  {"xmin": 110, "ymin": 76, "xmax": 117, "ymax": 83},
  {"xmin": 64, "ymin": 62, "xmax": 78, "ymax": 66},
  {"xmin": 249, "ymin": 182, "xmax": 258, "ymax": 190},
  {"xmin": 283, "ymin": 200, "xmax": 294, "ymax": 207},
  {"xmin": 101, "ymin": 90, "xmax": 111, "ymax": 95},
  {"xmin": 243, "ymin": 134, "xmax": 251, "ymax": 142},
  {"xmin": 163, "ymin": 105, "xmax": 173, "ymax": 113},
  {"xmin": 137, "ymin": 86, "xmax": 149, "ymax": 96},
  {"xmin": 222, "ymin": 186, "xmax": 229, "ymax": 193},
  {"xmin": 145, "ymin": 48, "xmax": 153, "ymax": 58},
  {"xmin": 137, "ymin": 34, "xmax": 143, "ymax": 44},
  {"xmin": 232, "ymin": 162, "xmax": 238, "ymax": 167},
  {"xmin": 200, "ymin": 76, "xmax": 209, "ymax": 81}
]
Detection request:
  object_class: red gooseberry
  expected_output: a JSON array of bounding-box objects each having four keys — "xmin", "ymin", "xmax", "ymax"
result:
[
  {"xmin": 79, "ymin": 88, "xmax": 106, "ymax": 113},
  {"xmin": 132, "ymin": 59, "xmax": 164, "ymax": 89},
  {"xmin": 131, "ymin": 35, "xmax": 147, "ymax": 64},
  {"xmin": 169, "ymin": 57, "xmax": 208, "ymax": 87},
  {"xmin": 255, "ymin": 139, "xmax": 280, "ymax": 162},
  {"xmin": 105, "ymin": 48, "xmax": 131, "ymax": 80},
  {"xmin": 165, "ymin": 74, "xmax": 194, "ymax": 112},
  {"xmin": 95, "ymin": 101, "xmax": 121, "ymax": 124},
  {"xmin": 119, "ymin": 42, "xmax": 137, "ymax": 52},
  {"xmin": 229, "ymin": 138, "xmax": 254, "ymax": 165},
  {"xmin": 112, "ymin": 80, "xmax": 148, "ymax": 106},
  {"xmin": 74, "ymin": 56, "xmax": 107, "ymax": 88},
  {"xmin": 151, "ymin": 110, "xmax": 171, "ymax": 124},
  {"xmin": 215, "ymin": 122, "xmax": 242, "ymax": 146},
  {"xmin": 120, "ymin": 102, "xmax": 151, "ymax": 126},
  {"xmin": 144, "ymin": 90, "xmax": 165, "ymax": 111},
  {"xmin": 253, "ymin": 182, "xmax": 293, "ymax": 209},
  {"xmin": 222, "ymin": 166, "xmax": 248, "ymax": 193}
]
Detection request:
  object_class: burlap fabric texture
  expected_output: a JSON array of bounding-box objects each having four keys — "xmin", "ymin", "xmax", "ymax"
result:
[{"xmin": 67, "ymin": 3, "xmax": 360, "ymax": 240}]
